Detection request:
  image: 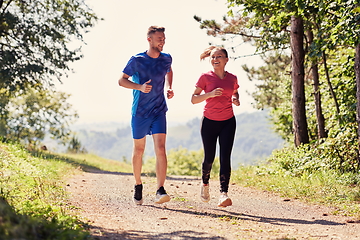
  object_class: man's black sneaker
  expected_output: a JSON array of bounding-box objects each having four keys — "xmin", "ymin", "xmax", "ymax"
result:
[
  {"xmin": 134, "ymin": 184, "xmax": 143, "ymax": 205},
  {"xmin": 154, "ymin": 186, "xmax": 170, "ymax": 204}
]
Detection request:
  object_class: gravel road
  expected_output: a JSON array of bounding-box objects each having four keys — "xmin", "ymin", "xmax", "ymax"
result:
[{"xmin": 66, "ymin": 170, "xmax": 360, "ymax": 239}]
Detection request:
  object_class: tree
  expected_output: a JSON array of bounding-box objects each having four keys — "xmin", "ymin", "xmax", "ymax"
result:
[
  {"xmin": 0, "ymin": 0, "xmax": 99, "ymax": 149},
  {"xmin": 5, "ymin": 87, "xmax": 78, "ymax": 147},
  {"xmin": 67, "ymin": 135, "xmax": 87, "ymax": 154},
  {"xmin": 306, "ymin": 28, "xmax": 327, "ymax": 139},
  {"xmin": 290, "ymin": 16, "xmax": 309, "ymax": 146},
  {"xmin": 328, "ymin": 1, "xmax": 360, "ymax": 168},
  {"xmin": 0, "ymin": 0, "xmax": 99, "ymax": 92},
  {"xmin": 356, "ymin": 44, "xmax": 360, "ymax": 165}
]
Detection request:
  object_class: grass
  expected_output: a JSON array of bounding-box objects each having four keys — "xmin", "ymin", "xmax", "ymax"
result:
[
  {"xmin": 0, "ymin": 142, "xmax": 132, "ymax": 240},
  {"xmin": 58, "ymin": 153, "xmax": 133, "ymax": 173},
  {"xmin": 232, "ymin": 164, "xmax": 360, "ymax": 218},
  {"xmin": 0, "ymin": 143, "xmax": 131, "ymax": 240},
  {"xmin": 172, "ymin": 196, "xmax": 189, "ymax": 202},
  {"xmin": 0, "ymin": 142, "xmax": 92, "ymax": 239}
]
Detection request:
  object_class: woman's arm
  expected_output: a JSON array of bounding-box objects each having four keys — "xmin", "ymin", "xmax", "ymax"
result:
[
  {"xmin": 232, "ymin": 89, "xmax": 240, "ymax": 106},
  {"xmin": 191, "ymin": 87, "xmax": 224, "ymax": 104}
]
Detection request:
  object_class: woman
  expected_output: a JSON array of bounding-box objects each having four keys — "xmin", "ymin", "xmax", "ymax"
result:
[{"xmin": 191, "ymin": 46, "xmax": 240, "ymax": 207}]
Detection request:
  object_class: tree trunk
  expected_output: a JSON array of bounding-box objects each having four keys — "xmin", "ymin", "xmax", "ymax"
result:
[
  {"xmin": 307, "ymin": 29, "xmax": 327, "ymax": 139},
  {"xmin": 290, "ymin": 16, "xmax": 309, "ymax": 146},
  {"xmin": 355, "ymin": 43, "xmax": 360, "ymax": 169},
  {"xmin": 322, "ymin": 51, "xmax": 341, "ymax": 125}
]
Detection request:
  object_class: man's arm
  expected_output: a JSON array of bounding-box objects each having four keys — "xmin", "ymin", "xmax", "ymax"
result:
[
  {"xmin": 166, "ymin": 67, "xmax": 174, "ymax": 99},
  {"xmin": 165, "ymin": 67, "xmax": 173, "ymax": 89},
  {"xmin": 118, "ymin": 73, "xmax": 152, "ymax": 93}
]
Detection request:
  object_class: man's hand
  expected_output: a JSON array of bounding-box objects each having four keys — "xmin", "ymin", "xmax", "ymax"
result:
[
  {"xmin": 140, "ymin": 80, "xmax": 152, "ymax": 93},
  {"xmin": 167, "ymin": 89, "xmax": 174, "ymax": 99}
]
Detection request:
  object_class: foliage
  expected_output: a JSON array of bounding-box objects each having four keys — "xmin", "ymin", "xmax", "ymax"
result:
[
  {"xmin": 0, "ymin": 0, "xmax": 99, "ymax": 92},
  {"xmin": 267, "ymin": 138, "xmax": 358, "ymax": 176},
  {"xmin": 67, "ymin": 135, "xmax": 87, "ymax": 154},
  {"xmin": 244, "ymin": 48, "xmax": 357, "ymax": 146},
  {"xmin": 0, "ymin": 142, "xmax": 90, "ymax": 239},
  {"xmin": 0, "ymin": 0, "xmax": 99, "ymax": 151},
  {"xmin": 3, "ymin": 87, "xmax": 78, "ymax": 148},
  {"xmin": 326, "ymin": 0, "xmax": 360, "ymax": 47},
  {"xmin": 245, "ymin": 53, "xmax": 292, "ymax": 110},
  {"xmin": 167, "ymin": 148, "xmax": 205, "ymax": 176},
  {"xmin": 0, "ymin": 88, "xmax": 9, "ymax": 137},
  {"xmin": 223, "ymin": 0, "xmax": 360, "ymax": 54}
]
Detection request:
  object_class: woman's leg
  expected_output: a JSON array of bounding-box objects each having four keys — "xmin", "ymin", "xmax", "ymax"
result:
[
  {"xmin": 218, "ymin": 116, "xmax": 236, "ymax": 193},
  {"xmin": 200, "ymin": 117, "xmax": 219, "ymax": 184}
]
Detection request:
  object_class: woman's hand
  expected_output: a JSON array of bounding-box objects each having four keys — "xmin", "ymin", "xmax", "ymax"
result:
[
  {"xmin": 210, "ymin": 88, "xmax": 224, "ymax": 98},
  {"xmin": 232, "ymin": 97, "xmax": 240, "ymax": 106}
]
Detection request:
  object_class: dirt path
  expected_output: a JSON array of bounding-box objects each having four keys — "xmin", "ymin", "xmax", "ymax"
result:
[{"xmin": 65, "ymin": 170, "xmax": 360, "ymax": 239}]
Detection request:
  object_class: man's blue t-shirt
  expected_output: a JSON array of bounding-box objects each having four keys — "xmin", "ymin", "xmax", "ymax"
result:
[{"xmin": 123, "ymin": 51, "xmax": 172, "ymax": 118}]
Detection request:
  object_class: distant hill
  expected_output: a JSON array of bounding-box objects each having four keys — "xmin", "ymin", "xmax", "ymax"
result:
[{"xmin": 69, "ymin": 110, "xmax": 285, "ymax": 168}]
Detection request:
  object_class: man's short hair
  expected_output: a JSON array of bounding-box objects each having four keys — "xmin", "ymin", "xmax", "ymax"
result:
[{"xmin": 147, "ymin": 26, "xmax": 165, "ymax": 37}]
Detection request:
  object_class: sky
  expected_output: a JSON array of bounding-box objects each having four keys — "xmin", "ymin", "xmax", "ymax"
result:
[{"xmin": 55, "ymin": 0, "xmax": 262, "ymax": 125}]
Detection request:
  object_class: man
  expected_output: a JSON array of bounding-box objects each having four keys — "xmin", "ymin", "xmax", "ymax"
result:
[{"xmin": 118, "ymin": 26, "xmax": 174, "ymax": 205}]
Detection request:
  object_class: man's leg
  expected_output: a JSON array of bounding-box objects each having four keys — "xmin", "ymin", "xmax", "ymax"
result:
[
  {"xmin": 132, "ymin": 137, "xmax": 146, "ymax": 185},
  {"xmin": 152, "ymin": 133, "xmax": 167, "ymax": 189},
  {"xmin": 152, "ymin": 133, "xmax": 170, "ymax": 203}
]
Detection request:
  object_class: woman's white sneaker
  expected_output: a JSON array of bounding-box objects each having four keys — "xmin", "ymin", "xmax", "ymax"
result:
[
  {"xmin": 200, "ymin": 184, "xmax": 210, "ymax": 202},
  {"xmin": 218, "ymin": 192, "xmax": 232, "ymax": 207}
]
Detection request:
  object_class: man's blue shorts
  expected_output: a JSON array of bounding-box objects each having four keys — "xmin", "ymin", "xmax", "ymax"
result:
[{"xmin": 131, "ymin": 112, "xmax": 167, "ymax": 139}]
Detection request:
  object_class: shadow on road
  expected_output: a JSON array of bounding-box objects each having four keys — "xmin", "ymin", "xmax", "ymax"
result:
[
  {"xmin": 87, "ymin": 202, "xmax": 346, "ymax": 240},
  {"xmin": 147, "ymin": 205, "xmax": 345, "ymax": 227},
  {"xmin": 89, "ymin": 226, "xmax": 226, "ymax": 240}
]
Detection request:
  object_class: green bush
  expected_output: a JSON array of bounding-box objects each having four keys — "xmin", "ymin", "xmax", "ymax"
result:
[
  {"xmin": 264, "ymin": 125, "xmax": 359, "ymax": 177},
  {"xmin": 232, "ymin": 129, "xmax": 360, "ymax": 217}
]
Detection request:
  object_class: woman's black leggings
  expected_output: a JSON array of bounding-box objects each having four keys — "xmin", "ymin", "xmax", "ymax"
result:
[{"xmin": 201, "ymin": 116, "xmax": 236, "ymax": 193}]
